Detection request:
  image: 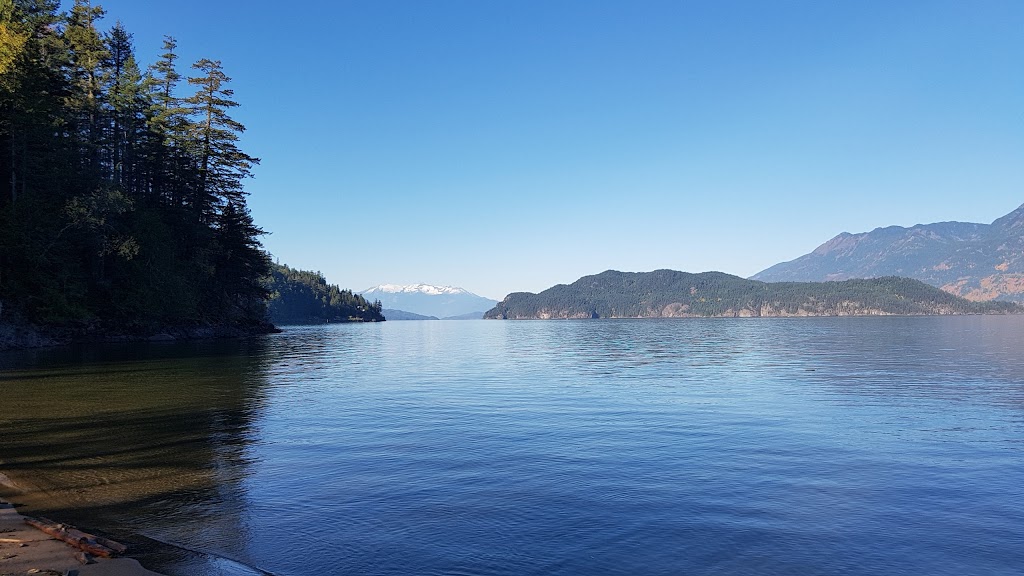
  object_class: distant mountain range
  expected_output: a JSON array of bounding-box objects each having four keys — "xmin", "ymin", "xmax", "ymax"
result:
[
  {"xmin": 381, "ymin": 309, "xmax": 439, "ymax": 321},
  {"xmin": 381, "ymin": 308, "xmax": 484, "ymax": 321},
  {"xmin": 753, "ymin": 203, "xmax": 1024, "ymax": 302},
  {"xmin": 441, "ymin": 311, "xmax": 486, "ymax": 320},
  {"xmin": 361, "ymin": 284, "xmax": 497, "ymax": 318},
  {"xmin": 484, "ymin": 269, "xmax": 1019, "ymax": 319}
]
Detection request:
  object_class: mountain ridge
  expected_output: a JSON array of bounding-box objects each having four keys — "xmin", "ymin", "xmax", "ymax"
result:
[
  {"xmin": 363, "ymin": 283, "xmax": 479, "ymax": 297},
  {"xmin": 484, "ymin": 269, "xmax": 1019, "ymax": 319},
  {"xmin": 752, "ymin": 204, "xmax": 1024, "ymax": 302},
  {"xmin": 361, "ymin": 284, "xmax": 498, "ymax": 318},
  {"xmin": 382, "ymin": 308, "xmax": 439, "ymax": 321}
]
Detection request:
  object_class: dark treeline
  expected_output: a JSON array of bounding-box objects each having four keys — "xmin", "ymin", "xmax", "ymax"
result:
[
  {"xmin": 268, "ymin": 264, "xmax": 384, "ymax": 325},
  {"xmin": 0, "ymin": 0, "xmax": 272, "ymax": 331},
  {"xmin": 485, "ymin": 270, "xmax": 1022, "ymax": 319}
]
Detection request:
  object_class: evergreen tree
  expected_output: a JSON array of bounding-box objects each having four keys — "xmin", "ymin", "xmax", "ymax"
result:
[
  {"xmin": 0, "ymin": 1, "xmax": 372, "ymax": 337},
  {"xmin": 185, "ymin": 58, "xmax": 258, "ymax": 222},
  {"xmin": 209, "ymin": 201, "xmax": 270, "ymax": 321},
  {"xmin": 0, "ymin": 1, "xmax": 28, "ymax": 77},
  {"xmin": 103, "ymin": 20, "xmax": 144, "ymax": 192},
  {"xmin": 2, "ymin": 0, "xmax": 67, "ymax": 206},
  {"xmin": 64, "ymin": 0, "xmax": 108, "ymax": 179},
  {"xmin": 144, "ymin": 35, "xmax": 189, "ymax": 204},
  {"xmin": 0, "ymin": 0, "xmax": 78, "ymax": 321}
]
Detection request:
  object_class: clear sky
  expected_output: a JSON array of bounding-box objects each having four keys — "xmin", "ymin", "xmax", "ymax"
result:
[{"xmin": 66, "ymin": 0, "xmax": 1024, "ymax": 300}]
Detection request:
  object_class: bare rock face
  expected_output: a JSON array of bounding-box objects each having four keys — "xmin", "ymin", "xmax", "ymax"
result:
[
  {"xmin": 661, "ymin": 303, "xmax": 690, "ymax": 317},
  {"xmin": 753, "ymin": 203, "xmax": 1024, "ymax": 302}
]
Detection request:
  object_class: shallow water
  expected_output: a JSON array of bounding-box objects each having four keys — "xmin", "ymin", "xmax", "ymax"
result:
[{"xmin": 1, "ymin": 317, "xmax": 1023, "ymax": 575}]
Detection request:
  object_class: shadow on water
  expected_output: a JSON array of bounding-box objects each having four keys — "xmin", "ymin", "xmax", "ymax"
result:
[
  {"xmin": 2, "ymin": 319, "xmax": 1023, "ymax": 576},
  {"xmin": 0, "ymin": 337, "xmax": 279, "ymax": 576}
]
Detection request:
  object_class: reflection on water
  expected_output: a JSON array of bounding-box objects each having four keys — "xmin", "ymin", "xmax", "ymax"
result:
[
  {"xmin": 0, "ymin": 339, "xmax": 272, "ymax": 575},
  {"xmin": 1, "ymin": 318, "xmax": 1023, "ymax": 576}
]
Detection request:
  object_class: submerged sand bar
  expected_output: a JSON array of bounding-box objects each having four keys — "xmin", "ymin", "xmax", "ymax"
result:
[{"xmin": 0, "ymin": 499, "xmax": 163, "ymax": 576}]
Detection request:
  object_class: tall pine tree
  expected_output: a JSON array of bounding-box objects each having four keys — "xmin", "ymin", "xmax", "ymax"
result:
[
  {"xmin": 144, "ymin": 35, "xmax": 189, "ymax": 204},
  {"xmin": 185, "ymin": 58, "xmax": 258, "ymax": 222},
  {"xmin": 103, "ymin": 20, "xmax": 144, "ymax": 192},
  {"xmin": 64, "ymin": 0, "xmax": 108, "ymax": 180},
  {"xmin": 1, "ymin": 2, "xmax": 278, "ymax": 333}
]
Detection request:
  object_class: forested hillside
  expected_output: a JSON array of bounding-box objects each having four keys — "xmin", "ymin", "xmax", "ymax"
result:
[
  {"xmin": 485, "ymin": 270, "xmax": 1021, "ymax": 319},
  {"xmin": 0, "ymin": 1, "xmax": 271, "ymax": 333},
  {"xmin": 268, "ymin": 264, "xmax": 384, "ymax": 325}
]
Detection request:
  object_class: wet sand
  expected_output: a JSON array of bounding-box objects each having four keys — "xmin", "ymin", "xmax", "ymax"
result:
[{"xmin": 0, "ymin": 499, "xmax": 163, "ymax": 576}]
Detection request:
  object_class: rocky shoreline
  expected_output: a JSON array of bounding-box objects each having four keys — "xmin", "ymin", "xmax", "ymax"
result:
[{"xmin": 0, "ymin": 320, "xmax": 280, "ymax": 352}]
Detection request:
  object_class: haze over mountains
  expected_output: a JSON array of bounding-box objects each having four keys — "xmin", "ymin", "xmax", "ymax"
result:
[
  {"xmin": 753, "ymin": 203, "xmax": 1024, "ymax": 302},
  {"xmin": 361, "ymin": 284, "xmax": 498, "ymax": 319}
]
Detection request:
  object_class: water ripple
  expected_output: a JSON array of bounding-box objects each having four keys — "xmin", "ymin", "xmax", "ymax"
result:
[{"xmin": 1, "ymin": 317, "xmax": 1022, "ymax": 575}]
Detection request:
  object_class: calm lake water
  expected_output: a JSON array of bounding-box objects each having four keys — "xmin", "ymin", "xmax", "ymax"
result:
[{"xmin": 2, "ymin": 317, "xmax": 1023, "ymax": 576}]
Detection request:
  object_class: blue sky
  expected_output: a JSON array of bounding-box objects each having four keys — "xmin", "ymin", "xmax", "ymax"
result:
[{"xmin": 70, "ymin": 1, "xmax": 1023, "ymax": 299}]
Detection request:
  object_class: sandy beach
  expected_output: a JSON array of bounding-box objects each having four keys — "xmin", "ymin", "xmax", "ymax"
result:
[{"xmin": 0, "ymin": 499, "xmax": 163, "ymax": 576}]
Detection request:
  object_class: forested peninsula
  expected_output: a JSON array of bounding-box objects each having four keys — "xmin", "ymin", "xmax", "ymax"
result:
[
  {"xmin": 0, "ymin": 1, "xmax": 379, "ymax": 348},
  {"xmin": 484, "ymin": 270, "xmax": 1022, "ymax": 319},
  {"xmin": 268, "ymin": 265, "xmax": 384, "ymax": 325}
]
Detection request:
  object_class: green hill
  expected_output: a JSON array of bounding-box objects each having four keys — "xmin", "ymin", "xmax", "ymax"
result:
[
  {"xmin": 267, "ymin": 265, "xmax": 384, "ymax": 325},
  {"xmin": 485, "ymin": 270, "xmax": 1021, "ymax": 319},
  {"xmin": 382, "ymin": 309, "xmax": 438, "ymax": 321}
]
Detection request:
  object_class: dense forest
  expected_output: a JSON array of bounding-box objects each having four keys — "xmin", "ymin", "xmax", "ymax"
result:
[
  {"xmin": 0, "ymin": 0, "xmax": 327, "ymax": 339},
  {"xmin": 268, "ymin": 264, "xmax": 383, "ymax": 325},
  {"xmin": 485, "ymin": 270, "xmax": 1022, "ymax": 319}
]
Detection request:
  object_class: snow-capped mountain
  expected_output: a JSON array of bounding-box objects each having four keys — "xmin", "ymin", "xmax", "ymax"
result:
[
  {"xmin": 369, "ymin": 283, "xmax": 472, "ymax": 296},
  {"xmin": 360, "ymin": 284, "xmax": 498, "ymax": 319}
]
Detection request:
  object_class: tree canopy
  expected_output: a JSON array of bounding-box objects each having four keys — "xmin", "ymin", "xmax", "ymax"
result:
[
  {"xmin": 268, "ymin": 264, "xmax": 384, "ymax": 325},
  {"xmin": 0, "ymin": 0, "xmax": 272, "ymax": 331}
]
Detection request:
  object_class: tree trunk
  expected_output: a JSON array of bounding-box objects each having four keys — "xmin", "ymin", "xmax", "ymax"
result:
[{"xmin": 9, "ymin": 131, "xmax": 15, "ymax": 204}]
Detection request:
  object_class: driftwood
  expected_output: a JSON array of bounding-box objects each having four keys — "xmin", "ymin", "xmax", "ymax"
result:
[
  {"xmin": 94, "ymin": 534, "xmax": 128, "ymax": 554},
  {"xmin": 22, "ymin": 516, "xmax": 126, "ymax": 558}
]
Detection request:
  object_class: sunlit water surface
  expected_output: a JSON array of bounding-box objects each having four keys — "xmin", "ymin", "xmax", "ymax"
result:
[{"xmin": 1, "ymin": 317, "xmax": 1023, "ymax": 575}]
